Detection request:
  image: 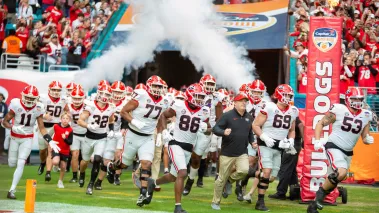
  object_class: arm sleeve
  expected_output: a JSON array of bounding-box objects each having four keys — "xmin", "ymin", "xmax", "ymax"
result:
[
  {"xmin": 64, "ymin": 131, "xmax": 73, "ymax": 145},
  {"xmin": 367, "ymin": 64, "xmax": 378, "ymax": 76},
  {"xmin": 121, "ymin": 117, "xmax": 128, "ymax": 130},
  {"xmin": 212, "ymin": 113, "xmax": 228, "ymax": 137},
  {"xmin": 354, "ymin": 66, "xmax": 360, "ymax": 82},
  {"xmin": 248, "ymin": 121, "xmax": 255, "ymax": 143}
]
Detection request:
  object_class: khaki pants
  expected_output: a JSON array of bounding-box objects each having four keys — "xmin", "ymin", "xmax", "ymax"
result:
[
  {"xmin": 212, "ymin": 154, "xmax": 249, "ymax": 204},
  {"xmin": 151, "ymin": 132, "xmax": 163, "ymax": 180}
]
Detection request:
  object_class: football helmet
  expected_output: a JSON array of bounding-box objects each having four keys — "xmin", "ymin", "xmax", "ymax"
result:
[
  {"xmin": 48, "ymin": 80, "xmax": 62, "ymax": 98},
  {"xmin": 345, "ymin": 87, "xmax": 365, "ymax": 110},
  {"xmin": 186, "ymin": 83, "xmax": 206, "ymax": 107},
  {"xmin": 98, "ymin": 80, "xmax": 110, "ymax": 89},
  {"xmin": 174, "ymin": 90, "xmax": 185, "ymax": 100},
  {"xmin": 21, "ymin": 85, "xmax": 39, "ymax": 108},
  {"xmin": 218, "ymin": 88, "xmax": 229, "ymax": 106},
  {"xmin": 146, "ymin": 75, "xmax": 164, "ymax": 96},
  {"xmin": 274, "ymin": 84, "xmax": 294, "ymax": 105},
  {"xmin": 66, "ymin": 82, "xmax": 77, "ymax": 96},
  {"xmin": 135, "ymin": 83, "xmax": 147, "ymax": 90},
  {"xmin": 168, "ymin": 87, "xmax": 177, "ymax": 94},
  {"xmin": 125, "ymin": 86, "xmax": 133, "ymax": 96},
  {"xmin": 239, "ymin": 83, "xmax": 249, "ymax": 93},
  {"xmin": 111, "ymin": 81, "xmax": 126, "ymax": 101},
  {"xmin": 162, "ymin": 80, "xmax": 168, "ymax": 95},
  {"xmin": 249, "ymin": 80, "xmax": 266, "ymax": 104},
  {"xmin": 71, "ymin": 86, "xmax": 85, "ymax": 107},
  {"xmin": 200, "ymin": 74, "xmax": 216, "ymax": 94},
  {"xmin": 97, "ymin": 84, "xmax": 112, "ymax": 103}
]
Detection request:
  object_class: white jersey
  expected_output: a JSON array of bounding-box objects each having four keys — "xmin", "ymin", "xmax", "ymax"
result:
[
  {"xmin": 171, "ymin": 100, "xmax": 210, "ymax": 144},
  {"xmin": 204, "ymin": 92, "xmax": 226, "ymax": 128},
  {"xmin": 39, "ymin": 94, "xmax": 67, "ymax": 125},
  {"xmin": 84, "ymin": 100, "xmax": 115, "ymax": 134},
  {"xmin": 9, "ymin": 98, "xmax": 45, "ymax": 136},
  {"xmin": 328, "ymin": 104, "xmax": 372, "ymax": 151},
  {"xmin": 164, "ymin": 93, "xmax": 175, "ymax": 105},
  {"xmin": 246, "ymin": 99, "xmax": 267, "ymax": 120},
  {"xmin": 67, "ymin": 104, "xmax": 86, "ymax": 134},
  {"xmin": 112, "ymin": 99, "xmax": 127, "ymax": 131},
  {"xmin": 129, "ymin": 89, "xmax": 170, "ymax": 134},
  {"xmin": 260, "ymin": 102, "xmax": 299, "ymax": 141}
]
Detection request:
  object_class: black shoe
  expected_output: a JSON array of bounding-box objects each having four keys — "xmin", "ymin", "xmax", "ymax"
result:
[
  {"xmin": 38, "ymin": 164, "xmax": 45, "ymax": 175},
  {"xmin": 204, "ymin": 169, "xmax": 209, "ymax": 177},
  {"xmin": 174, "ymin": 205, "xmax": 188, "ymax": 213},
  {"xmin": 136, "ymin": 194, "xmax": 147, "ymax": 207},
  {"xmin": 372, "ymin": 182, "xmax": 379, "ymax": 187},
  {"xmin": 235, "ymin": 183, "xmax": 244, "ymax": 201},
  {"xmin": 45, "ymin": 173, "xmax": 51, "ymax": 182},
  {"xmin": 86, "ymin": 183, "xmax": 94, "ymax": 195},
  {"xmin": 79, "ymin": 176, "xmax": 85, "ymax": 188},
  {"xmin": 106, "ymin": 162, "xmax": 115, "ymax": 184},
  {"xmin": 307, "ymin": 202, "xmax": 320, "ymax": 213},
  {"xmin": 268, "ymin": 193, "xmax": 286, "ymax": 200},
  {"xmin": 255, "ymin": 199, "xmax": 269, "ymax": 211},
  {"xmin": 182, "ymin": 178, "xmax": 195, "ymax": 196},
  {"xmin": 145, "ymin": 178, "xmax": 156, "ymax": 204},
  {"xmin": 114, "ymin": 176, "xmax": 121, "ymax": 186},
  {"xmin": 69, "ymin": 178, "xmax": 78, "ymax": 183},
  {"xmin": 211, "ymin": 167, "xmax": 216, "ymax": 175},
  {"xmin": 94, "ymin": 180, "xmax": 102, "ymax": 190},
  {"xmin": 7, "ymin": 190, "xmax": 16, "ymax": 199},
  {"xmin": 197, "ymin": 177, "xmax": 203, "ymax": 188},
  {"xmin": 224, "ymin": 180, "xmax": 232, "ymax": 195}
]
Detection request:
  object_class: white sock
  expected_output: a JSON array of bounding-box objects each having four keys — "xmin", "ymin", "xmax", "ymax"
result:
[
  {"xmin": 212, "ymin": 163, "xmax": 216, "ymax": 168},
  {"xmin": 164, "ymin": 168, "xmax": 169, "ymax": 173},
  {"xmin": 10, "ymin": 160, "xmax": 25, "ymax": 191},
  {"xmin": 188, "ymin": 166, "xmax": 199, "ymax": 180}
]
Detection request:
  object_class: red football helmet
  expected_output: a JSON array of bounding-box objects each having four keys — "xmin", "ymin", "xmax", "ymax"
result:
[
  {"xmin": 135, "ymin": 83, "xmax": 147, "ymax": 90},
  {"xmin": 162, "ymin": 80, "xmax": 168, "ymax": 95},
  {"xmin": 146, "ymin": 75, "xmax": 164, "ymax": 96},
  {"xmin": 125, "ymin": 86, "xmax": 133, "ymax": 96},
  {"xmin": 111, "ymin": 81, "xmax": 126, "ymax": 101},
  {"xmin": 229, "ymin": 90, "xmax": 235, "ymax": 99},
  {"xmin": 174, "ymin": 91, "xmax": 185, "ymax": 100},
  {"xmin": 98, "ymin": 80, "xmax": 110, "ymax": 89},
  {"xmin": 96, "ymin": 84, "xmax": 112, "ymax": 103},
  {"xmin": 218, "ymin": 88, "xmax": 230, "ymax": 105},
  {"xmin": 249, "ymin": 80, "xmax": 266, "ymax": 103},
  {"xmin": 66, "ymin": 82, "xmax": 77, "ymax": 95},
  {"xmin": 200, "ymin": 74, "xmax": 216, "ymax": 94},
  {"xmin": 274, "ymin": 84, "xmax": 294, "ymax": 105},
  {"xmin": 345, "ymin": 87, "xmax": 364, "ymax": 109},
  {"xmin": 186, "ymin": 83, "xmax": 207, "ymax": 107},
  {"xmin": 71, "ymin": 86, "xmax": 85, "ymax": 107},
  {"xmin": 21, "ymin": 85, "xmax": 39, "ymax": 108},
  {"xmin": 48, "ymin": 80, "xmax": 62, "ymax": 98}
]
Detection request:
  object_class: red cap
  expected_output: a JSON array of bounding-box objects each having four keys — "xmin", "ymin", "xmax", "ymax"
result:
[{"xmin": 234, "ymin": 92, "xmax": 249, "ymax": 102}]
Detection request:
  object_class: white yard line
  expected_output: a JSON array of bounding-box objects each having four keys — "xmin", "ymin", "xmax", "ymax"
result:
[{"xmin": 0, "ymin": 200, "xmax": 170, "ymax": 213}]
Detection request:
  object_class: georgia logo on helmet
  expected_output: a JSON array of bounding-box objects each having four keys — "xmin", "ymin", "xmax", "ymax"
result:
[
  {"xmin": 66, "ymin": 82, "xmax": 77, "ymax": 95},
  {"xmin": 162, "ymin": 80, "xmax": 168, "ymax": 95},
  {"xmin": 111, "ymin": 81, "xmax": 126, "ymax": 101},
  {"xmin": 174, "ymin": 90, "xmax": 185, "ymax": 101},
  {"xmin": 218, "ymin": 88, "xmax": 230, "ymax": 106},
  {"xmin": 345, "ymin": 87, "xmax": 365, "ymax": 110},
  {"xmin": 48, "ymin": 80, "xmax": 63, "ymax": 99},
  {"xmin": 146, "ymin": 75, "xmax": 165, "ymax": 96},
  {"xmin": 96, "ymin": 84, "xmax": 112, "ymax": 103},
  {"xmin": 21, "ymin": 85, "xmax": 39, "ymax": 108},
  {"xmin": 168, "ymin": 87, "xmax": 177, "ymax": 94},
  {"xmin": 135, "ymin": 83, "xmax": 147, "ymax": 90},
  {"xmin": 274, "ymin": 84, "xmax": 294, "ymax": 105},
  {"xmin": 200, "ymin": 74, "xmax": 216, "ymax": 94},
  {"xmin": 98, "ymin": 80, "xmax": 110, "ymax": 89},
  {"xmin": 125, "ymin": 86, "xmax": 133, "ymax": 96},
  {"xmin": 186, "ymin": 83, "xmax": 207, "ymax": 107},
  {"xmin": 249, "ymin": 80, "xmax": 266, "ymax": 104},
  {"xmin": 239, "ymin": 83, "xmax": 249, "ymax": 93},
  {"xmin": 71, "ymin": 86, "xmax": 85, "ymax": 107}
]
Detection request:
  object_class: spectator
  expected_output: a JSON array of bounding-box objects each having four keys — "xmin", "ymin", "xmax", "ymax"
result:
[
  {"xmin": 3, "ymin": 0, "xmax": 16, "ymax": 24},
  {"xmin": 16, "ymin": 23, "xmax": 29, "ymax": 53},
  {"xmin": 72, "ymin": 12, "xmax": 84, "ymax": 30},
  {"xmin": 29, "ymin": 0, "xmax": 39, "ymax": 14},
  {"xmin": 340, "ymin": 56, "xmax": 355, "ymax": 102},
  {"xmin": 2, "ymin": 29, "xmax": 22, "ymax": 54},
  {"xmin": 297, "ymin": 55, "xmax": 307, "ymax": 94},
  {"xmin": 25, "ymin": 36, "xmax": 42, "ymax": 59},
  {"xmin": 69, "ymin": 0, "xmax": 81, "ymax": 24},
  {"xmin": 18, "ymin": 0, "xmax": 33, "ymax": 25},
  {"xmin": 45, "ymin": 1, "xmax": 64, "ymax": 25},
  {"xmin": 0, "ymin": 2, "xmax": 7, "ymax": 56},
  {"xmin": 67, "ymin": 36, "xmax": 85, "ymax": 69},
  {"xmin": 60, "ymin": 19, "xmax": 72, "ymax": 65},
  {"xmin": 42, "ymin": 0, "xmax": 55, "ymax": 12},
  {"xmin": 44, "ymin": 33, "xmax": 62, "ymax": 66},
  {"xmin": 0, "ymin": 92, "xmax": 7, "ymax": 156}
]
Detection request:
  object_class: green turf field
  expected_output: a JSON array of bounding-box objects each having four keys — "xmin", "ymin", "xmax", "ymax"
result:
[{"xmin": 0, "ymin": 165, "xmax": 378, "ymax": 213}]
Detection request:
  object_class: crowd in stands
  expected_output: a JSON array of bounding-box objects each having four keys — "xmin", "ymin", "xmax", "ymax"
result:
[
  {"xmin": 0, "ymin": 0, "xmax": 121, "ymax": 70},
  {"xmin": 286, "ymin": 0, "xmax": 379, "ymax": 106}
]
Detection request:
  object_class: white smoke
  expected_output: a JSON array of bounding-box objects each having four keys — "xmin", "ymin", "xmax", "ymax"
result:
[{"xmin": 77, "ymin": 0, "xmax": 255, "ymax": 90}]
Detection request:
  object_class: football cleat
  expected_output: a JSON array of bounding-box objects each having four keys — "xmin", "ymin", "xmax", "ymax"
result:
[
  {"xmin": 86, "ymin": 183, "xmax": 94, "ymax": 195},
  {"xmin": 45, "ymin": 173, "xmax": 51, "ymax": 182},
  {"xmin": 182, "ymin": 178, "xmax": 194, "ymax": 196},
  {"xmin": 94, "ymin": 180, "xmax": 102, "ymax": 190},
  {"xmin": 7, "ymin": 190, "xmax": 16, "ymax": 199},
  {"xmin": 38, "ymin": 163, "xmax": 45, "ymax": 175}
]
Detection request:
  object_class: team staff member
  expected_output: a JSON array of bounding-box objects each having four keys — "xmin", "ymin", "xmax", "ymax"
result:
[{"xmin": 211, "ymin": 92, "xmax": 252, "ymax": 210}]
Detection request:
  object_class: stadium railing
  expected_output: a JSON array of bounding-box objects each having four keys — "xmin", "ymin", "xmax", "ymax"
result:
[
  {"xmin": 48, "ymin": 65, "xmax": 81, "ymax": 72},
  {"xmin": 0, "ymin": 53, "xmax": 45, "ymax": 71}
]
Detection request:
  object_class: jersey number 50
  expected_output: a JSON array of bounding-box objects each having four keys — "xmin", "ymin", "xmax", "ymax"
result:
[{"xmin": 179, "ymin": 115, "xmax": 201, "ymax": 133}]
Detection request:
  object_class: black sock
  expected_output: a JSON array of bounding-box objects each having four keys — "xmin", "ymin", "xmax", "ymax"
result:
[
  {"xmin": 41, "ymin": 162, "xmax": 46, "ymax": 167},
  {"xmin": 115, "ymin": 174, "xmax": 120, "ymax": 179},
  {"xmin": 80, "ymin": 172, "xmax": 85, "ymax": 179},
  {"xmin": 46, "ymin": 171, "xmax": 51, "ymax": 175},
  {"xmin": 91, "ymin": 161, "xmax": 100, "ymax": 183},
  {"xmin": 96, "ymin": 179, "xmax": 102, "ymax": 184},
  {"xmin": 198, "ymin": 159, "xmax": 206, "ymax": 179},
  {"xmin": 73, "ymin": 172, "xmax": 78, "ymax": 179},
  {"xmin": 258, "ymin": 194, "xmax": 265, "ymax": 201},
  {"xmin": 140, "ymin": 187, "xmax": 147, "ymax": 195},
  {"xmin": 315, "ymin": 187, "xmax": 331, "ymax": 203}
]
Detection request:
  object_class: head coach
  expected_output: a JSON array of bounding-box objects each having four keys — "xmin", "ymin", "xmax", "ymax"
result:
[{"xmin": 211, "ymin": 92, "xmax": 253, "ymax": 210}]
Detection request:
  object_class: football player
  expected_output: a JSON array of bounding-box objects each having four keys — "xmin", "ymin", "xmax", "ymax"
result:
[
  {"xmin": 67, "ymin": 86, "xmax": 86, "ymax": 183},
  {"xmin": 95, "ymin": 81, "xmax": 127, "ymax": 188},
  {"xmin": 2, "ymin": 85, "xmax": 60, "ymax": 199},
  {"xmin": 90, "ymin": 80, "xmax": 110, "ymax": 101},
  {"xmin": 77, "ymin": 84, "xmax": 115, "ymax": 195},
  {"xmin": 125, "ymin": 86, "xmax": 133, "ymax": 102},
  {"xmin": 307, "ymin": 88, "xmax": 374, "ymax": 213},
  {"xmin": 65, "ymin": 82, "xmax": 77, "ymax": 100},
  {"xmin": 38, "ymin": 81, "xmax": 68, "ymax": 182},
  {"xmin": 252, "ymin": 84, "xmax": 298, "ymax": 211},
  {"xmin": 108, "ymin": 75, "xmax": 169, "ymax": 206},
  {"xmin": 149, "ymin": 83, "xmax": 211, "ymax": 213}
]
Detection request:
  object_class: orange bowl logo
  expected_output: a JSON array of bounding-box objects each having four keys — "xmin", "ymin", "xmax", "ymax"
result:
[{"xmin": 312, "ymin": 28, "xmax": 338, "ymax": 53}]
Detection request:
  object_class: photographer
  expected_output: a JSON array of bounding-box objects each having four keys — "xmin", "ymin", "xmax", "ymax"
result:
[{"xmin": 67, "ymin": 37, "xmax": 85, "ymax": 69}]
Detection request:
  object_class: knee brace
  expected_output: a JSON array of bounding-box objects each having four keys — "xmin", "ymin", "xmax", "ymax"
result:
[
  {"xmin": 94, "ymin": 155, "xmax": 102, "ymax": 164},
  {"xmin": 257, "ymin": 177, "xmax": 270, "ymax": 190},
  {"xmin": 100, "ymin": 162, "xmax": 107, "ymax": 172},
  {"xmin": 328, "ymin": 171, "xmax": 340, "ymax": 185},
  {"xmin": 140, "ymin": 169, "xmax": 151, "ymax": 181}
]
